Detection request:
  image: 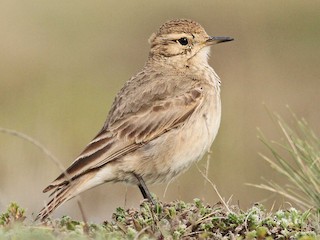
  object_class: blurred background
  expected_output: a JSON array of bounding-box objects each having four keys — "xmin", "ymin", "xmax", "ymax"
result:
[{"xmin": 0, "ymin": 1, "xmax": 319, "ymax": 222}]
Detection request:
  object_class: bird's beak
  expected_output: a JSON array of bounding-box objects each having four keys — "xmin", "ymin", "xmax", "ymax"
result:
[{"xmin": 205, "ymin": 36, "xmax": 234, "ymax": 46}]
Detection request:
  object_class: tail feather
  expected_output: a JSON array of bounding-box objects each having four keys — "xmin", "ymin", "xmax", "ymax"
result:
[
  {"xmin": 37, "ymin": 177, "xmax": 88, "ymax": 221},
  {"xmin": 36, "ymin": 184, "xmax": 75, "ymax": 221},
  {"xmin": 43, "ymin": 181, "xmax": 66, "ymax": 193},
  {"xmin": 37, "ymin": 170, "xmax": 101, "ymax": 221}
]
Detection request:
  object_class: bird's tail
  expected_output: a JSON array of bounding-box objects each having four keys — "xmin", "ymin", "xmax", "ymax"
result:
[
  {"xmin": 36, "ymin": 173, "xmax": 95, "ymax": 221},
  {"xmin": 36, "ymin": 184, "xmax": 75, "ymax": 221}
]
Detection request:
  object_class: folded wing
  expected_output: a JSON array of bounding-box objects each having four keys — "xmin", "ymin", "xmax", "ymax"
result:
[{"xmin": 44, "ymin": 87, "xmax": 204, "ymax": 192}]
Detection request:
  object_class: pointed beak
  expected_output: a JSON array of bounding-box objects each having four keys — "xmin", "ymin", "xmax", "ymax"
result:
[{"xmin": 205, "ymin": 36, "xmax": 234, "ymax": 45}]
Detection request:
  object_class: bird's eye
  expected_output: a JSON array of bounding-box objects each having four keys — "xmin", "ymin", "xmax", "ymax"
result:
[{"xmin": 177, "ymin": 37, "xmax": 188, "ymax": 45}]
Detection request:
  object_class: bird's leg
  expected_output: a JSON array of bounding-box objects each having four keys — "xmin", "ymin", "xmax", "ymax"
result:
[{"xmin": 134, "ymin": 174, "xmax": 156, "ymax": 205}]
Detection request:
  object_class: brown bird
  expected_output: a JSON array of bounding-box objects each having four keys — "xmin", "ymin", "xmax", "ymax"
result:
[{"xmin": 37, "ymin": 19, "xmax": 233, "ymax": 220}]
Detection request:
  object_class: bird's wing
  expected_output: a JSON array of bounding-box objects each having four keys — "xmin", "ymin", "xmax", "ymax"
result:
[
  {"xmin": 109, "ymin": 86, "xmax": 204, "ymax": 143},
  {"xmin": 44, "ymin": 83, "xmax": 204, "ymax": 192}
]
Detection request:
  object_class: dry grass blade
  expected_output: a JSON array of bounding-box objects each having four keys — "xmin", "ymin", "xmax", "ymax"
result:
[
  {"xmin": 0, "ymin": 127, "xmax": 87, "ymax": 223},
  {"xmin": 196, "ymin": 164, "xmax": 233, "ymax": 214},
  {"xmin": 0, "ymin": 127, "xmax": 63, "ymax": 170},
  {"xmin": 252, "ymin": 111, "xmax": 320, "ymax": 213}
]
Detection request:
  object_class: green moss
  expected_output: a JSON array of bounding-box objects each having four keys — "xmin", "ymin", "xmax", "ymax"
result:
[{"xmin": 0, "ymin": 201, "xmax": 319, "ymax": 239}]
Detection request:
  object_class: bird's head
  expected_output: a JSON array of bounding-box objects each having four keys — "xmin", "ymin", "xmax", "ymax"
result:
[{"xmin": 148, "ymin": 19, "xmax": 233, "ymax": 65}]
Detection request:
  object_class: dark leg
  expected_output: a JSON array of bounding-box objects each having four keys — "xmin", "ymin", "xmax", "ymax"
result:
[
  {"xmin": 134, "ymin": 174, "xmax": 156, "ymax": 205},
  {"xmin": 138, "ymin": 184, "xmax": 148, "ymax": 199}
]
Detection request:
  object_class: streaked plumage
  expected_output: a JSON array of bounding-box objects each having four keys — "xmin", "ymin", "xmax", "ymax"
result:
[{"xmin": 37, "ymin": 19, "xmax": 233, "ymax": 220}]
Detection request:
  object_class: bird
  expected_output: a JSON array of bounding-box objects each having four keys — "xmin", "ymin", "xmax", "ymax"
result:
[{"xmin": 37, "ymin": 19, "xmax": 233, "ymax": 220}]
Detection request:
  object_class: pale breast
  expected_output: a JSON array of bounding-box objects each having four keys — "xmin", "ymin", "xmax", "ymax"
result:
[
  {"xmin": 116, "ymin": 68, "xmax": 221, "ymax": 185},
  {"xmin": 121, "ymin": 85, "xmax": 221, "ymax": 185},
  {"xmin": 168, "ymin": 87, "xmax": 221, "ymax": 177}
]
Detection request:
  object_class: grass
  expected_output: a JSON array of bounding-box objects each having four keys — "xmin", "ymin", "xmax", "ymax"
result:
[
  {"xmin": 250, "ymin": 110, "xmax": 320, "ymax": 225},
  {"xmin": 0, "ymin": 201, "xmax": 319, "ymax": 240}
]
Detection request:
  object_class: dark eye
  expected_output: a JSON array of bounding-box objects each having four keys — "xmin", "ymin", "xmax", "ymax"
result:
[{"xmin": 177, "ymin": 37, "xmax": 188, "ymax": 45}]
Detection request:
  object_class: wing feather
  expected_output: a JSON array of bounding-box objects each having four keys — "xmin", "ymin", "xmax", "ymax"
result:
[
  {"xmin": 111, "ymin": 88, "xmax": 203, "ymax": 143},
  {"xmin": 44, "ymin": 86, "xmax": 203, "ymax": 191}
]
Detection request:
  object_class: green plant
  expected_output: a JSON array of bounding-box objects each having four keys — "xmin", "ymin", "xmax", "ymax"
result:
[
  {"xmin": 0, "ymin": 202, "xmax": 26, "ymax": 226},
  {"xmin": 258, "ymin": 112, "xmax": 319, "ymax": 210},
  {"xmin": 251, "ymin": 110, "xmax": 320, "ymax": 233},
  {"xmin": 1, "ymin": 201, "xmax": 319, "ymax": 239}
]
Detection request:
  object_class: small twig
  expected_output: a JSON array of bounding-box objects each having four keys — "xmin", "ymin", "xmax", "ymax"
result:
[
  {"xmin": 183, "ymin": 230, "xmax": 206, "ymax": 238},
  {"xmin": 0, "ymin": 127, "xmax": 87, "ymax": 222},
  {"xmin": 196, "ymin": 164, "xmax": 233, "ymax": 214},
  {"xmin": 204, "ymin": 150, "xmax": 212, "ymax": 188},
  {"xmin": 244, "ymin": 208, "xmax": 255, "ymax": 232},
  {"xmin": 194, "ymin": 210, "xmax": 221, "ymax": 225},
  {"xmin": 0, "ymin": 127, "xmax": 63, "ymax": 170},
  {"xmin": 201, "ymin": 150, "xmax": 212, "ymax": 201},
  {"xmin": 77, "ymin": 200, "xmax": 89, "ymax": 234},
  {"xmin": 124, "ymin": 184, "xmax": 128, "ymax": 208},
  {"xmin": 134, "ymin": 226, "xmax": 150, "ymax": 240},
  {"xmin": 163, "ymin": 178, "xmax": 174, "ymax": 198}
]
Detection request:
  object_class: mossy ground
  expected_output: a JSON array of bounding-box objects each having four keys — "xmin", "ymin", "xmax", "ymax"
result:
[{"xmin": 1, "ymin": 201, "xmax": 319, "ymax": 240}]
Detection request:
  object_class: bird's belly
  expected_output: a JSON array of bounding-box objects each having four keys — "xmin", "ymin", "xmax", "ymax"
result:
[
  {"xmin": 167, "ymin": 97, "xmax": 221, "ymax": 180},
  {"xmin": 123, "ymin": 94, "xmax": 221, "ymax": 184}
]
